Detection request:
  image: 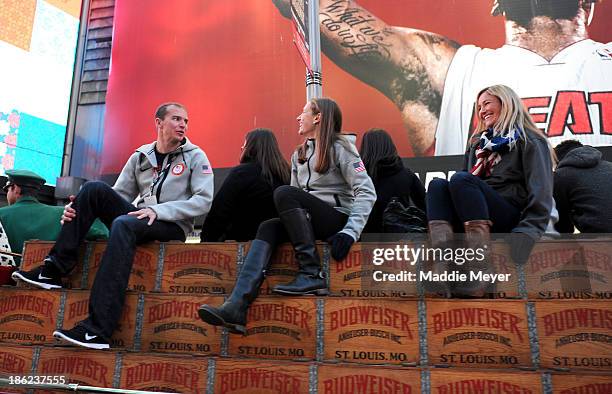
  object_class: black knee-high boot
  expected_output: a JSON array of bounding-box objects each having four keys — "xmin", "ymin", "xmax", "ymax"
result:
[
  {"xmin": 272, "ymin": 208, "xmax": 328, "ymax": 296},
  {"xmin": 198, "ymin": 239, "xmax": 272, "ymax": 334}
]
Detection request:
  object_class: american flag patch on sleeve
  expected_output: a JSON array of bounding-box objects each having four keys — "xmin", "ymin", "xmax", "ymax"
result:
[
  {"xmin": 202, "ymin": 164, "xmax": 213, "ymax": 174},
  {"xmin": 353, "ymin": 161, "xmax": 366, "ymax": 173}
]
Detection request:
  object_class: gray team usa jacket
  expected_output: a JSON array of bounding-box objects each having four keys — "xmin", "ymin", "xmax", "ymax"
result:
[
  {"xmin": 113, "ymin": 138, "xmax": 214, "ymax": 237},
  {"xmin": 291, "ymin": 134, "xmax": 376, "ymax": 241}
]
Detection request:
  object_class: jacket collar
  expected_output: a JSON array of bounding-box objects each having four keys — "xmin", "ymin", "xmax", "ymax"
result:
[{"xmin": 13, "ymin": 196, "xmax": 39, "ymax": 205}]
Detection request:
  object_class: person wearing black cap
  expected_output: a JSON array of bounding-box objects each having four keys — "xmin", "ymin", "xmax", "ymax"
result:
[{"xmin": 0, "ymin": 169, "xmax": 108, "ymax": 266}]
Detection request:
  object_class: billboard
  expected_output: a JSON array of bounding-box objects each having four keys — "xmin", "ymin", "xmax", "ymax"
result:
[
  {"xmin": 0, "ymin": 0, "xmax": 83, "ymax": 185},
  {"xmin": 102, "ymin": 0, "xmax": 611, "ymax": 175}
]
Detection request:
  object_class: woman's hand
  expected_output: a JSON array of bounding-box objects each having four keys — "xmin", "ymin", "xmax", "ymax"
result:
[{"xmin": 327, "ymin": 232, "xmax": 355, "ymax": 261}]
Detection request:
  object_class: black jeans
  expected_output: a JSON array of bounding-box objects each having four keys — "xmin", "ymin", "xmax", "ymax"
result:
[
  {"xmin": 255, "ymin": 185, "xmax": 348, "ymax": 248},
  {"xmin": 46, "ymin": 181, "xmax": 184, "ymax": 340},
  {"xmin": 426, "ymin": 172, "xmax": 521, "ymax": 232}
]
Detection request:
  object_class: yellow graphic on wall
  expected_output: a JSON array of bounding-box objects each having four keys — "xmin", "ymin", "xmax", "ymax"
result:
[
  {"xmin": 0, "ymin": 0, "xmax": 37, "ymax": 51},
  {"xmin": 45, "ymin": 0, "xmax": 82, "ymax": 19}
]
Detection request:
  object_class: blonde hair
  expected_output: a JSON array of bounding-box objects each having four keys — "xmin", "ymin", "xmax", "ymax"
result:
[{"xmin": 474, "ymin": 84, "xmax": 556, "ymax": 164}]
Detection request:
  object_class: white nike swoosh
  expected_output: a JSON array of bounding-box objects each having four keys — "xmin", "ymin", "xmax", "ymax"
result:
[
  {"xmin": 85, "ymin": 333, "xmax": 97, "ymax": 341},
  {"xmin": 38, "ymin": 273, "xmax": 52, "ymax": 280}
]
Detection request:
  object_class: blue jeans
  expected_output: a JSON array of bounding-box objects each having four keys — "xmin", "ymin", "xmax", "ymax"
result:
[
  {"xmin": 426, "ymin": 172, "xmax": 521, "ymax": 232},
  {"xmin": 47, "ymin": 181, "xmax": 185, "ymax": 340}
]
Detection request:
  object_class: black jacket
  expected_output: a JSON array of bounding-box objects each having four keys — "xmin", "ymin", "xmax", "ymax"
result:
[
  {"xmin": 554, "ymin": 146, "xmax": 612, "ymax": 233},
  {"xmin": 464, "ymin": 130, "xmax": 553, "ymax": 237},
  {"xmin": 201, "ymin": 162, "xmax": 286, "ymax": 241},
  {"xmin": 363, "ymin": 157, "xmax": 426, "ymax": 233}
]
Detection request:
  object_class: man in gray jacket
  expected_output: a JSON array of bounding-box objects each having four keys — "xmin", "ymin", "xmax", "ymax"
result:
[{"xmin": 12, "ymin": 102, "xmax": 214, "ymax": 349}]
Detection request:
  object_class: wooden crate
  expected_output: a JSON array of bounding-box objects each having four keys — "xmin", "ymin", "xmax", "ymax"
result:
[
  {"xmin": 214, "ymin": 359, "xmax": 310, "ymax": 394},
  {"xmin": 36, "ymin": 347, "xmax": 116, "ymax": 389},
  {"xmin": 0, "ymin": 288, "xmax": 61, "ymax": 345},
  {"xmin": 318, "ymin": 364, "xmax": 421, "ymax": 393},
  {"xmin": 323, "ymin": 298, "xmax": 419, "ymax": 365},
  {"xmin": 21, "ymin": 241, "xmax": 87, "ymax": 289},
  {"xmin": 20, "ymin": 241, "xmax": 54, "ymax": 271},
  {"xmin": 525, "ymin": 239, "xmax": 612, "ymax": 299},
  {"xmin": 550, "ymin": 373, "xmax": 612, "ymax": 393},
  {"xmin": 0, "ymin": 345, "xmax": 34, "ymax": 375},
  {"xmin": 228, "ymin": 297, "xmax": 317, "ymax": 361},
  {"xmin": 535, "ymin": 300, "xmax": 612, "ymax": 371},
  {"xmin": 429, "ymin": 369, "xmax": 542, "ymax": 393},
  {"xmin": 0, "ymin": 345, "xmax": 33, "ymax": 393},
  {"xmin": 86, "ymin": 242, "xmax": 159, "ymax": 291},
  {"xmin": 140, "ymin": 294, "xmax": 222, "ymax": 355},
  {"xmin": 426, "ymin": 300, "xmax": 532, "ymax": 368},
  {"xmin": 160, "ymin": 242, "xmax": 239, "ymax": 295},
  {"xmin": 329, "ymin": 242, "xmax": 419, "ymax": 298},
  {"xmin": 487, "ymin": 241, "xmax": 520, "ymax": 298},
  {"xmin": 60, "ymin": 290, "xmax": 137, "ymax": 350},
  {"xmin": 119, "ymin": 353, "xmax": 207, "ymax": 393}
]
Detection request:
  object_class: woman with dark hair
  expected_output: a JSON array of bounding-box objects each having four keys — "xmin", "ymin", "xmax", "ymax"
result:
[
  {"xmin": 427, "ymin": 84, "xmax": 554, "ymax": 296},
  {"xmin": 360, "ymin": 128, "xmax": 426, "ymax": 233},
  {"xmin": 200, "ymin": 128, "xmax": 290, "ymax": 242},
  {"xmin": 198, "ymin": 98, "xmax": 376, "ymax": 334}
]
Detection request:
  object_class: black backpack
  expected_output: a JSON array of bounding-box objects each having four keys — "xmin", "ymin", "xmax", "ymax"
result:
[{"xmin": 382, "ymin": 197, "xmax": 427, "ymax": 233}]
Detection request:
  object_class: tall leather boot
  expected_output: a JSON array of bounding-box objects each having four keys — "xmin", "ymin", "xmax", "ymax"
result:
[
  {"xmin": 454, "ymin": 220, "xmax": 494, "ymax": 298},
  {"xmin": 272, "ymin": 208, "xmax": 328, "ymax": 296},
  {"xmin": 198, "ymin": 239, "xmax": 272, "ymax": 335},
  {"xmin": 425, "ymin": 220, "xmax": 454, "ymax": 298}
]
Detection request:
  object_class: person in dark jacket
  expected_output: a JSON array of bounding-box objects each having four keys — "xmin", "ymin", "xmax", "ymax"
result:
[
  {"xmin": 553, "ymin": 140, "xmax": 612, "ymax": 233},
  {"xmin": 359, "ymin": 128, "xmax": 426, "ymax": 233},
  {"xmin": 427, "ymin": 84, "xmax": 554, "ymax": 296},
  {"xmin": 201, "ymin": 128, "xmax": 290, "ymax": 241},
  {"xmin": 198, "ymin": 98, "xmax": 376, "ymax": 335}
]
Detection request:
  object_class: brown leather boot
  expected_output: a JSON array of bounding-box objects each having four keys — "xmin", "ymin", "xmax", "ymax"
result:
[
  {"xmin": 425, "ymin": 220, "xmax": 454, "ymax": 298},
  {"xmin": 454, "ymin": 220, "xmax": 494, "ymax": 298}
]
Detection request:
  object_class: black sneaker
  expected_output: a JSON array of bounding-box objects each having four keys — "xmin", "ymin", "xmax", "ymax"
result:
[
  {"xmin": 53, "ymin": 325, "xmax": 109, "ymax": 350},
  {"xmin": 12, "ymin": 264, "xmax": 62, "ymax": 289}
]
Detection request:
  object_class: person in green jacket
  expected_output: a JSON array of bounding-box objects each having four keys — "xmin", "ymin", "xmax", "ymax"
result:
[{"xmin": 0, "ymin": 169, "xmax": 108, "ymax": 266}]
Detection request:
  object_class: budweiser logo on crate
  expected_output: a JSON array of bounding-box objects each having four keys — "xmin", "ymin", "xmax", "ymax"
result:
[
  {"xmin": 324, "ymin": 299, "xmax": 419, "ymax": 364},
  {"xmin": 38, "ymin": 348, "xmax": 115, "ymax": 388},
  {"xmin": 162, "ymin": 243, "xmax": 238, "ymax": 295},
  {"xmin": 427, "ymin": 300, "xmax": 531, "ymax": 368},
  {"xmin": 430, "ymin": 370, "xmax": 542, "ymax": 394},
  {"xmin": 537, "ymin": 301, "xmax": 612, "ymax": 370},
  {"xmin": 318, "ymin": 364, "xmax": 420, "ymax": 394},
  {"xmin": 229, "ymin": 298, "xmax": 316, "ymax": 360},
  {"xmin": 121, "ymin": 354, "xmax": 206, "ymax": 393},
  {"xmin": 141, "ymin": 294, "xmax": 221, "ymax": 354},
  {"xmin": 0, "ymin": 289, "xmax": 59, "ymax": 344},
  {"xmin": 215, "ymin": 359, "xmax": 309, "ymax": 394}
]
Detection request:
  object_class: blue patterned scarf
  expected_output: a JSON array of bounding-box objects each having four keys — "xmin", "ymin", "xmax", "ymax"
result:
[{"xmin": 470, "ymin": 128, "xmax": 520, "ymax": 178}]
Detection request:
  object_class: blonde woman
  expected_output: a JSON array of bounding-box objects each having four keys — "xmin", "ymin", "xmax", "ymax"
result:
[{"xmin": 426, "ymin": 84, "xmax": 554, "ymax": 295}]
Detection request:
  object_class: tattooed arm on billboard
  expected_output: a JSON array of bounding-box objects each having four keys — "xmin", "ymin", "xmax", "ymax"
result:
[
  {"xmin": 273, "ymin": 0, "xmax": 610, "ymax": 157},
  {"xmin": 273, "ymin": 0, "xmax": 459, "ymax": 156}
]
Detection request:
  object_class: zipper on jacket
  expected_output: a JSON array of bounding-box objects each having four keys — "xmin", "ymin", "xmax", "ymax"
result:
[
  {"xmin": 305, "ymin": 143, "xmax": 315, "ymax": 191},
  {"xmin": 333, "ymin": 194, "xmax": 342, "ymax": 207},
  {"xmin": 155, "ymin": 154, "xmax": 176, "ymax": 202}
]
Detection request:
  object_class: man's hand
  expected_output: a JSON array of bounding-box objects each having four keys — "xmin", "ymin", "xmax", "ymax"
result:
[
  {"xmin": 60, "ymin": 195, "xmax": 76, "ymax": 225},
  {"xmin": 128, "ymin": 208, "xmax": 157, "ymax": 225},
  {"xmin": 271, "ymin": 0, "xmax": 291, "ymax": 19}
]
